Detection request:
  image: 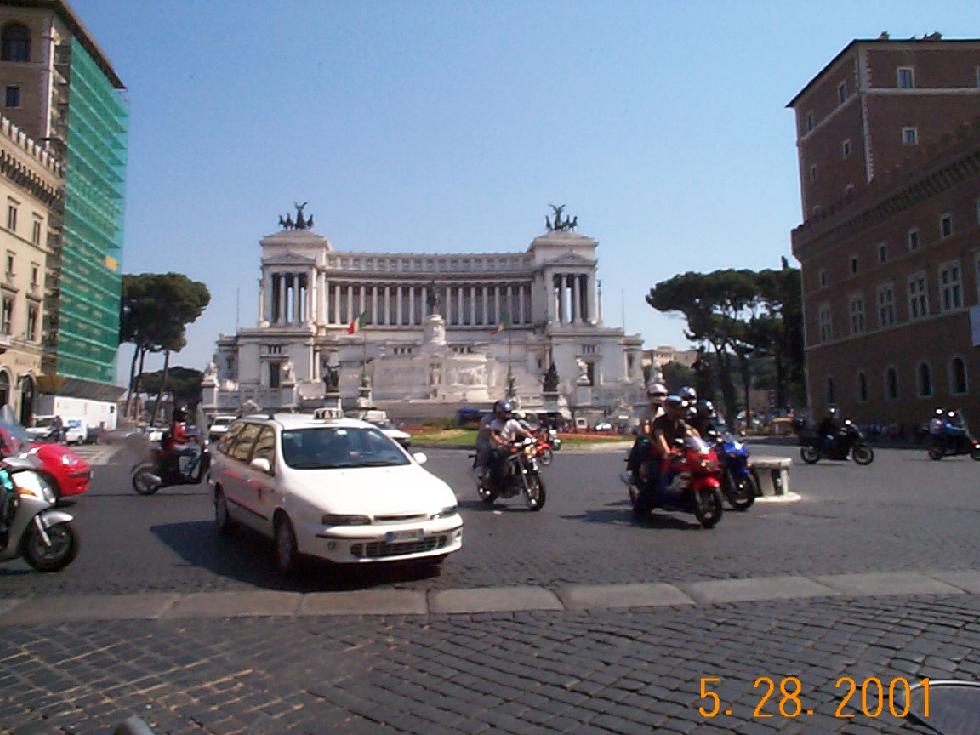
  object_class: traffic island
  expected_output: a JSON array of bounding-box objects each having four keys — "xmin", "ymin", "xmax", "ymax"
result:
[{"xmin": 751, "ymin": 456, "xmax": 801, "ymax": 503}]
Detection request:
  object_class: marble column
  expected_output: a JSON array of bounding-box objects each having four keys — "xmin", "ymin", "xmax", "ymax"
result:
[
  {"xmin": 347, "ymin": 284, "xmax": 354, "ymax": 325},
  {"xmin": 506, "ymin": 285, "xmax": 513, "ymax": 323},
  {"xmin": 384, "ymin": 286, "xmax": 391, "ymax": 326},
  {"xmin": 494, "ymin": 286, "xmax": 500, "ymax": 324},
  {"xmin": 334, "ymin": 282, "xmax": 341, "ymax": 325},
  {"xmin": 360, "ymin": 285, "xmax": 366, "ymax": 322},
  {"xmin": 572, "ymin": 274, "xmax": 581, "ymax": 323},
  {"xmin": 409, "ymin": 286, "xmax": 416, "ymax": 325},
  {"xmin": 372, "ymin": 286, "xmax": 379, "ymax": 325},
  {"xmin": 518, "ymin": 284, "xmax": 525, "ymax": 325},
  {"xmin": 396, "ymin": 286, "xmax": 403, "ymax": 326},
  {"xmin": 482, "ymin": 285, "xmax": 489, "ymax": 326},
  {"xmin": 258, "ymin": 275, "xmax": 266, "ymax": 324},
  {"xmin": 556, "ymin": 275, "xmax": 564, "ymax": 323},
  {"xmin": 421, "ymin": 285, "xmax": 428, "ymax": 319},
  {"xmin": 469, "ymin": 285, "xmax": 476, "ymax": 326}
]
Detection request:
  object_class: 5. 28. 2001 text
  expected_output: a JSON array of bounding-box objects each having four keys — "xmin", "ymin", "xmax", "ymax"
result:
[{"xmin": 698, "ymin": 676, "xmax": 930, "ymax": 719}]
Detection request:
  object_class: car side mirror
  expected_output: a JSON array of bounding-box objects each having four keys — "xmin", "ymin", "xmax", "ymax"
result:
[
  {"xmin": 251, "ymin": 457, "xmax": 272, "ymax": 474},
  {"xmin": 412, "ymin": 452, "xmax": 427, "ymax": 465}
]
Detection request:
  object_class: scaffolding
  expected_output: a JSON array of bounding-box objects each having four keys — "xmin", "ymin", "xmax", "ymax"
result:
[{"xmin": 53, "ymin": 38, "xmax": 128, "ymax": 385}]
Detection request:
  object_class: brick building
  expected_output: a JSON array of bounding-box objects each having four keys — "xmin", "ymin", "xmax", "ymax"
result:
[{"xmin": 789, "ymin": 35, "xmax": 980, "ymax": 430}]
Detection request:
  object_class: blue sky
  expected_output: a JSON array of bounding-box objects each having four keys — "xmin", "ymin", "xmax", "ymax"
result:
[{"xmin": 68, "ymin": 0, "xmax": 980, "ymax": 380}]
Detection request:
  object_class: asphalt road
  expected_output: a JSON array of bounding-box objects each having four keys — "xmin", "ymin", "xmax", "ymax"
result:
[{"xmin": 1, "ymin": 442, "xmax": 977, "ymax": 597}]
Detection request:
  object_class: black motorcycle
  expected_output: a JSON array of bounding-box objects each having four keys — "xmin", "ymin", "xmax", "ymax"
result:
[
  {"xmin": 131, "ymin": 437, "xmax": 211, "ymax": 495},
  {"xmin": 473, "ymin": 437, "xmax": 546, "ymax": 510},
  {"xmin": 800, "ymin": 420, "xmax": 874, "ymax": 465}
]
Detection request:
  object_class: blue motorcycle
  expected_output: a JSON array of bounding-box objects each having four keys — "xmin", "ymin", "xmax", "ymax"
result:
[{"xmin": 712, "ymin": 433, "xmax": 756, "ymax": 510}]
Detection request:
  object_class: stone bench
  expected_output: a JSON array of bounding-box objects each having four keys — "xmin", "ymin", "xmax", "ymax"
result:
[{"xmin": 752, "ymin": 457, "xmax": 793, "ymax": 497}]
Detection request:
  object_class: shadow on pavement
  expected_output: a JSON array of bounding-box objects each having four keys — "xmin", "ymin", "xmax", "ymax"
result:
[
  {"xmin": 561, "ymin": 508, "xmax": 699, "ymax": 529},
  {"xmin": 150, "ymin": 521, "xmax": 440, "ymax": 592}
]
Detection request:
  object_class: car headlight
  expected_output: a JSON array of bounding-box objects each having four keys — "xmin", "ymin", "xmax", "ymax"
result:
[
  {"xmin": 430, "ymin": 504, "xmax": 458, "ymax": 520},
  {"xmin": 321, "ymin": 514, "xmax": 372, "ymax": 526},
  {"xmin": 60, "ymin": 453, "xmax": 80, "ymax": 466}
]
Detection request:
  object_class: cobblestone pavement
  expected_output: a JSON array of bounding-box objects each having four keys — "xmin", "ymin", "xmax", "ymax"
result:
[{"xmin": 3, "ymin": 594, "xmax": 978, "ymax": 734}]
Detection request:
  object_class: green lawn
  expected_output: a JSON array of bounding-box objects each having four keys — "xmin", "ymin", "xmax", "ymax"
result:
[{"xmin": 408, "ymin": 427, "xmax": 631, "ymax": 449}]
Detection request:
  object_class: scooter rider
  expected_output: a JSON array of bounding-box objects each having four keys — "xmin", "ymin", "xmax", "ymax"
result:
[
  {"xmin": 634, "ymin": 395, "xmax": 695, "ymax": 513},
  {"xmin": 163, "ymin": 407, "xmax": 200, "ymax": 478},
  {"xmin": 929, "ymin": 407, "xmax": 945, "ymax": 437}
]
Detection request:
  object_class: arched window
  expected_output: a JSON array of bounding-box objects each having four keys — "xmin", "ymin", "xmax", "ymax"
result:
[
  {"xmin": 1, "ymin": 23, "xmax": 30, "ymax": 62},
  {"xmin": 826, "ymin": 376, "xmax": 836, "ymax": 405},
  {"xmin": 917, "ymin": 361, "xmax": 933, "ymax": 397},
  {"xmin": 950, "ymin": 356, "xmax": 968, "ymax": 395},
  {"xmin": 885, "ymin": 367, "xmax": 899, "ymax": 401},
  {"xmin": 857, "ymin": 372, "xmax": 868, "ymax": 402}
]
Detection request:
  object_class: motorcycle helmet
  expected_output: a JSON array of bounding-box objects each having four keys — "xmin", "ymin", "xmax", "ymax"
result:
[
  {"xmin": 696, "ymin": 399, "xmax": 715, "ymax": 418},
  {"xmin": 493, "ymin": 399, "xmax": 513, "ymax": 417},
  {"xmin": 935, "ymin": 407, "xmax": 945, "ymax": 416},
  {"xmin": 679, "ymin": 386, "xmax": 697, "ymax": 402},
  {"xmin": 663, "ymin": 395, "xmax": 686, "ymax": 412},
  {"xmin": 173, "ymin": 406, "xmax": 188, "ymax": 422},
  {"xmin": 647, "ymin": 383, "xmax": 668, "ymax": 401},
  {"xmin": 827, "ymin": 406, "xmax": 839, "ymax": 418}
]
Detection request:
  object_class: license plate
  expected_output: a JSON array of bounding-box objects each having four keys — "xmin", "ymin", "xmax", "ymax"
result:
[{"xmin": 385, "ymin": 529, "xmax": 424, "ymax": 543}]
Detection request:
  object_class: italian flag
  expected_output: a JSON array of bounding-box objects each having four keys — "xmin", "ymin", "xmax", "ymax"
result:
[
  {"xmin": 490, "ymin": 316, "xmax": 510, "ymax": 335},
  {"xmin": 348, "ymin": 312, "xmax": 367, "ymax": 334}
]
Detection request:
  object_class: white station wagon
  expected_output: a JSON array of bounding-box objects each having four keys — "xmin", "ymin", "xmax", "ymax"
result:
[{"xmin": 208, "ymin": 414, "xmax": 463, "ymax": 574}]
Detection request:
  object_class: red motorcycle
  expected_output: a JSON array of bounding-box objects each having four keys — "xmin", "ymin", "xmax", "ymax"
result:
[
  {"xmin": 533, "ymin": 430, "xmax": 554, "ymax": 466},
  {"xmin": 623, "ymin": 435, "xmax": 724, "ymax": 528}
]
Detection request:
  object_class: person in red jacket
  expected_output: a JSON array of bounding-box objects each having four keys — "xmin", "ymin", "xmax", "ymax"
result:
[{"xmin": 164, "ymin": 407, "xmax": 200, "ymax": 478}]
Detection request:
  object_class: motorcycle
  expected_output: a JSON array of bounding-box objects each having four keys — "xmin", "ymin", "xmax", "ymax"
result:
[
  {"xmin": 534, "ymin": 430, "xmax": 555, "ymax": 466},
  {"xmin": 711, "ymin": 432, "xmax": 756, "ymax": 510},
  {"xmin": 129, "ymin": 405, "xmax": 212, "ymax": 495},
  {"xmin": 800, "ymin": 419, "xmax": 874, "ymax": 465},
  {"xmin": 473, "ymin": 437, "xmax": 546, "ymax": 510},
  {"xmin": 0, "ymin": 452, "xmax": 79, "ymax": 572},
  {"xmin": 622, "ymin": 435, "xmax": 724, "ymax": 529},
  {"xmin": 927, "ymin": 430, "xmax": 980, "ymax": 461}
]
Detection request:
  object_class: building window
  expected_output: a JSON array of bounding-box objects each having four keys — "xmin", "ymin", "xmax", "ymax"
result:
[
  {"xmin": 25, "ymin": 302, "xmax": 37, "ymax": 341},
  {"xmin": 940, "ymin": 213, "xmax": 953, "ymax": 239},
  {"xmin": 837, "ymin": 81, "xmax": 848, "ymax": 105},
  {"xmin": 818, "ymin": 269, "xmax": 827, "ymax": 288},
  {"xmin": 818, "ymin": 304, "xmax": 832, "ymax": 342},
  {"xmin": 842, "ymin": 139, "xmax": 851, "ymax": 158},
  {"xmin": 902, "ymin": 127, "xmax": 918, "ymax": 146},
  {"xmin": 907, "ymin": 228, "xmax": 920, "ymax": 251},
  {"xmin": 908, "ymin": 272, "xmax": 928, "ymax": 320},
  {"xmin": 30, "ymin": 219, "xmax": 40, "ymax": 245},
  {"xmin": 950, "ymin": 356, "xmax": 968, "ymax": 395},
  {"xmin": 938, "ymin": 261, "xmax": 962, "ymax": 311},
  {"xmin": 897, "ymin": 67, "xmax": 915, "ymax": 88},
  {"xmin": 806, "ymin": 111, "xmax": 815, "ymax": 132},
  {"xmin": 1, "ymin": 295, "xmax": 12, "ymax": 334},
  {"xmin": 4, "ymin": 253, "xmax": 12, "ymax": 276},
  {"xmin": 877, "ymin": 283, "xmax": 896, "ymax": 327},
  {"xmin": 885, "ymin": 367, "xmax": 899, "ymax": 401},
  {"xmin": 850, "ymin": 256, "xmax": 858, "ymax": 275},
  {"xmin": 878, "ymin": 243, "xmax": 888, "ymax": 263},
  {"xmin": 917, "ymin": 362, "xmax": 933, "ymax": 398},
  {"xmin": 849, "ymin": 295, "xmax": 865, "ymax": 334},
  {"xmin": 269, "ymin": 362, "xmax": 281, "ymax": 388},
  {"xmin": 858, "ymin": 372, "xmax": 868, "ymax": 402},
  {"xmin": 6, "ymin": 204, "xmax": 16, "ymax": 233},
  {"xmin": 0, "ymin": 23, "xmax": 30, "ymax": 62},
  {"xmin": 4, "ymin": 85, "xmax": 19, "ymax": 108},
  {"xmin": 826, "ymin": 377, "xmax": 836, "ymax": 405},
  {"xmin": 809, "ymin": 164, "xmax": 817, "ymax": 182},
  {"xmin": 29, "ymin": 263, "xmax": 38, "ymax": 285}
]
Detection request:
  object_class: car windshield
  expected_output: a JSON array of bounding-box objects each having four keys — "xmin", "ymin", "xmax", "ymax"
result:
[
  {"xmin": 372, "ymin": 420, "xmax": 395, "ymax": 430},
  {"xmin": 280, "ymin": 426, "xmax": 410, "ymax": 470}
]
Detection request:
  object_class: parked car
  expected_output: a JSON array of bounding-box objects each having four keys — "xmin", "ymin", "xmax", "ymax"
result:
[
  {"xmin": 593, "ymin": 421, "xmax": 613, "ymax": 432},
  {"xmin": 208, "ymin": 414, "xmax": 463, "ymax": 574},
  {"xmin": 0, "ymin": 419, "xmax": 92, "ymax": 499},
  {"xmin": 25, "ymin": 415, "xmax": 89, "ymax": 445},
  {"xmin": 207, "ymin": 414, "xmax": 238, "ymax": 442}
]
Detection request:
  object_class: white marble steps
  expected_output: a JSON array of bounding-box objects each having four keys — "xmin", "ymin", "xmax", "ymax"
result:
[{"xmin": 4, "ymin": 570, "xmax": 977, "ymax": 624}]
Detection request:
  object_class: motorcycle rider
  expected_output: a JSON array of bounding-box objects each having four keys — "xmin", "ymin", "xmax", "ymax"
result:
[
  {"xmin": 928, "ymin": 407, "xmax": 945, "ymax": 437},
  {"xmin": 942, "ymin": 408, "xmax": 969, "ymax": 450},
  {"xmin": 816, "ymin": 406, "xmax": 842, "ymax": 452},
  {"xmin": 623, "ymin": 383, "xmax": 668, "ymax": 485},
  {"xmin": 475, "ymin": 400, "xmax": 527, "ymax": 485},
  {"xmin": 0, "ymin": 466, "xmax": 13, "ymax": 547},
  {"xmin": 634, "ymin": 395, "xmax": 694, "ymax": 513},
  {"xmin": 690, "ymin": 399, "xmax": 718, "ymax": 440},
  {"xmin": 679, "ymin": 386, "xmax": 698, "ymax": 422}
]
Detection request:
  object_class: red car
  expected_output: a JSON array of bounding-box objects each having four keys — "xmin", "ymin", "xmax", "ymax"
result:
[{"xmin": 0, "ymin": 419, "xmax": 92, "ymax": 498}]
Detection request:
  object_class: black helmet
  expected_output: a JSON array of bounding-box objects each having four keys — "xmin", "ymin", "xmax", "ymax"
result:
[
  {"xmin": 935, "ymin": 407, "xmax": 945, "ymax": 416},
  {"xmin": 679, "ymin": 386, "xmax": 697, "ymax": 402},
  {"xmin": 664, "ymin": 395, "xmax": 686, "ymax": 410},
  {"xmin": 696, "ymin": 399, "xmax": 715, "ymax": 417},
  {"xmin": 493, "ymin": 399, "xmax": 513, "ymax": 416},
  {"xmin": 173, "ymin": 406, "xmax": 188, "ymax": 421}
]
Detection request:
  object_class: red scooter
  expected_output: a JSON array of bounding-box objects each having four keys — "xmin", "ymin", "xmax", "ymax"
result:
[{"xmin": 623, "ymin": 435, "xmax": 724, "ymax": 528}]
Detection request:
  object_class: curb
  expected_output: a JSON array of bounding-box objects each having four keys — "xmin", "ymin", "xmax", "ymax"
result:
[{"xmin": 4, "ymin": 570, "xmax": 977, "ymax": 625}]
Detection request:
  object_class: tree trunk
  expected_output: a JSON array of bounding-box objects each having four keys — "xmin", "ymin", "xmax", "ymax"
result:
[
  {"xmin": 774, "ymin": 350, "xmax": 785, "ymax": 412},
  {"xmin": 716, "ymin": 349, "xmax": 738, "ymax": 426},
  {"xmin": 150, "ymin": 350, "xmax": 171, "ymax": 426},
  {"xmin": 739, "ymin": 350, "xmax": 752, "ymax": 430},
  {"xmin": 126, "ymin": 346, "xmax": 139, "ymax": 419},
  {"xmin": 133, "ymin": 347, "xmax": 147, "ymax": 420}
]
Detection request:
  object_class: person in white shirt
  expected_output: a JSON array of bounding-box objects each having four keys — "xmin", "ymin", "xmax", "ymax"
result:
[{"xmin": 475, "ymin": 400, "xmax": 526, "ymax": 483}]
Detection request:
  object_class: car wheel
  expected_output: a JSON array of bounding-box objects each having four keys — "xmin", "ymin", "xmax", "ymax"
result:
[
  {"xmin": 214, "ymin": 488, "xmax": 236, "ymax": 535},
  {"xmin": 275, "ymin": 514, "xmax": 300, "ymax": 575}
]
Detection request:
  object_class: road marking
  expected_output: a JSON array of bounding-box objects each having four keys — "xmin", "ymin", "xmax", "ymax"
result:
[{"xmin": 3, "ymin": 569, "xmax": 975, "ymax": 624}]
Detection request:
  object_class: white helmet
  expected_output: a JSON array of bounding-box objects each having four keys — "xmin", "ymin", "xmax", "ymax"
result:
[{"xmin": 647, "ymin": 383, "xmax": 668, "ymax": 404}]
